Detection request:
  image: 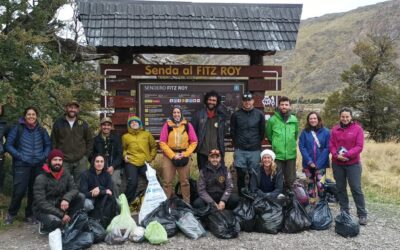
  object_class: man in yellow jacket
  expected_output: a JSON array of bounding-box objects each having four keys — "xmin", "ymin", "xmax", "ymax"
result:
[{"xmin": 122, "ymin": 115, "xmax": 157, "ymax": 203}]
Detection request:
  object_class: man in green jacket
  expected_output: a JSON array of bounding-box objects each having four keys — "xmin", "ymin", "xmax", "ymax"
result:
[{"xmin": 265, "ymin": 96, "xmax": 299, "ymax": 192}]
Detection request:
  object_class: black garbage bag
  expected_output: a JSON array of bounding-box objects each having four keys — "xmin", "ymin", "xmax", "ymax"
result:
[
  {"xmin": 176, "ymin": 212, "xmax": 207, "ymax": 240},
  {"xmin": 88, "ymin": 218, "xmax": 107, "ymax": 243},
  {"xmin": 141, "ymin": 200, "xmax": 178, "ymax": 237},
  {"xmin": 89, "ymin": 195, "xmax": 119, "ymax": 228},
  {"xmin": 192, "ymin": 203, "xmax": 214, "ymax": 221},
  {"xmin": 205, "ymin": 210, "xmax": 240, "ymax": 239},
  {"xmin": 63, "ymin": 211, "xmax": 94, "ymax": 250},
  {"xmin": 169, "ymin": 196, "xmax": 194, "ymax": 220},
  {"xmin": 311, "ymin": 199, "xmax": 332, "ymax": 230},
  {"xmin": 252, "ymin": 196, "xmax": 283, "ymax": 234},
  {"xmin": 325, "ymin": 180, "xmax": 338, "ymax": 203},
  {"xmin": 335, "ymin": 212, "xmax": 360, "ymax": 238},
  {"xmin": 233, "ymin": 199, "xmax": 256, "ymax": 232},
  {"xmin": 282, "ymin": 197, "xmax": 312, "ymax": 233}
]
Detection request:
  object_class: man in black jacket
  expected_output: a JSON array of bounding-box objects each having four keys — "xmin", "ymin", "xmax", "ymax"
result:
[
  {"xmin": 192, "ymin": 91, "xmax": 226, "ymax": 170},
  {"xmin": 0, "ymin": 104, "xmax": 6, "ymax": 193},
  {"xmin": 91, "ymin": 117, "xmax": 123, "ymax": 195},
  {"xmin": 230, "ymin": 92, "xmax": 265, "ymax": 196},
  {"xmin": 33, "ymin": 149, "xmax": 84, "ymax": 232}
]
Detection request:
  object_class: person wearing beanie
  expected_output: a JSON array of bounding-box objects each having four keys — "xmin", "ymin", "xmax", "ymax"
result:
[
  {"xmin": 33, "ymin": 149, "xmax": 85, "ymax": 233},
  {"xmin": 4, "ymin": 106, "xmax": 51, "ymax": 225},
  {"xmin": 249, "ymin": 148, "xmax": 283, "ymax": 198},
  {"xmin": 51, "ymin": 100, "xmax": 93, "ymax": 185},
  {"xmin": 299, "ymin": 112, "xmax": 330, "ymax": 204},
  {"xmin": 159, "ymin": 106, "xmax": 198, "ymax": 204},
  {"xmin": 122, "ymin": 114, "xmax": 157, "ymax": 203},
  {"xmin": 91, "ymin": 117, "xmax": 123, "ymax": 196},
  {"xmin": 265, "ymin": 96, "xmax": 299, "ymax": 192}
]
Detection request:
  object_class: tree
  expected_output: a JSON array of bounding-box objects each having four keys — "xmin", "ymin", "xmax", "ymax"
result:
[
  {"xmin": 0, "ymin": 0, "xmax": 102, "ymax": 128},
  {"xmin": 323, "ymin": 33, "xmax": 400, "ymax": 141}
]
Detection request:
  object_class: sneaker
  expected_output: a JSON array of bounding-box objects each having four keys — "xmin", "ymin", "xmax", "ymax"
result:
[
  {"xmin": 359, "ymin": 216, "xmax": 368, "ymax": 226},
  {"xmin": 5, "ymin": 213, "xmax": 15, "ymax": 225},
  {"xmin": 277, "ymin": 193, "xmax": 286, "ymax": 200}
]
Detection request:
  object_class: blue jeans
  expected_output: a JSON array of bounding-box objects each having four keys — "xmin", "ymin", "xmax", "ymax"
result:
[
  {"xmin": 332, "ymin": 163, "xmax": 367, "ymax": 217},
  {"xmin": 234, "ymin": 149, "xmax": 260, "ymax": 195}
]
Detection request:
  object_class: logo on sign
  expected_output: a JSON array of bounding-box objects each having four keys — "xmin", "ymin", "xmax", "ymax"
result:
[{"xmin": 262, "ymin": 96, "xmax": 276, "ymax": 107}]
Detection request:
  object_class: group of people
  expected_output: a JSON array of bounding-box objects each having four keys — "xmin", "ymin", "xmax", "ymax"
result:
[{"xmin": 0, "ymin": 90, "xmax": 367, "ymax": 232}]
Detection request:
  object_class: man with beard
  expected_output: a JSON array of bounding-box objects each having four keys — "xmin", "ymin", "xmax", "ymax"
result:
[
  {"xmin": 33, "ymin": 149, "xmax": 84, "ymax": 232},
  {"xmin": 51, "ymin": 101, "xmax": 93, "ymax": 183},
  {"xmin": 192, "ymin": 91, "xmax": 226, "ymax": 170},
  {"xmin": 230, "ymin": 92, "xmax": 265, "ymax": 196},
  {"xmin": 91, "ymin": 117, "xmax": 123, "ymax": 195},
  {"xmin": 266, "ymin": 96, "xmax": 299, "ymax": 192}
]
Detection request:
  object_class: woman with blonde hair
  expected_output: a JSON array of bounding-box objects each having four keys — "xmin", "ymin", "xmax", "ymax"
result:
[
  {"xmin": 159, "ymin": 106, "xmax": 197, "ymax": 203},
  {"xmin": 249, "ymin": 149, "xmax": 283, "ymax": 198}
]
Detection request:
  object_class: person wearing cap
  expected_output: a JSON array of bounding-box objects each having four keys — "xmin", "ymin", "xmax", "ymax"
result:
[
  {"xmin": 194, "ymin": 149, "xmax": 238, "ymax": 210},
  {"xmin": 122, "ymin": 115, "xmax": 157, "ymax": 203},
  {"xmin": 265, "ymin": 96, "xmax": 299, "ymax": 192},
  {"xmin": 33, "ymin": 149, "xmax": 85, "ymax": 232},
  {"xmin": 51, "ymin": 100, "xmax": 93, "ymax": 184},
  {"xmin": 159, "ymin": 106, "xmax": 198, "ymax": 204},
  {"xmin": 192, "ymin": 90, "xmax": 227, "ymax": 170},
  {"xmin": 91, "ymin": 116, "xmax": 123, "ymax": 195},
  {"xmin": 299, "ymin": 112, "xmax": 330, "ymax": 204},
  {"xmin": 4, "ymin": 106, "xmax": 51, "ymax": 224},
  {"xmin": 230, "ymin": 91, "xmax": 265, "ymax": 196},
  {"xmin": 249, "ymin": 149, "xmax": 283, "ymax": 198}
]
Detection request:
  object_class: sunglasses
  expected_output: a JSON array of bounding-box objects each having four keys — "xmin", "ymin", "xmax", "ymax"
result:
[
  {"xmin": 242, "ymin": 94, "xmax": 253, "ymax": 99},
  {"xmin": 209, "ymin": 149, "xmax": 220, "ymax": 156}
]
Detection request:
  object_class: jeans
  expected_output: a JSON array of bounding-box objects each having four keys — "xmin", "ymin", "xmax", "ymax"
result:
[
  {"xmin": 234, "ymin": 149, "xmax": 260, "ymax": 195},
  {"xmin": 125, "ymin": 164, "xmax": 147, "ymax": 203},
  {"xmin": 8, "ymin": 165, "xmax": 42, "ymax": 217},
  {"xmin": 332, "ymin": 163, "xmax": 367, "ymax": 217},
  {"xmin": 276, "ymin": 159, "xmax": 297, "ymax": 192},
  {"xmin": 63, "ymin": 156, "xmax": 89, "ymax": 185}
]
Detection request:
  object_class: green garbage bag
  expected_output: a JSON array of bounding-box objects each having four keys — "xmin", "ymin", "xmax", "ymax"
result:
[
  {"xmin": 144, "ymin": 221, "xmax": 168, "ymax": 245},
  {"xmin": 106, "ymin": 194, "xmax": 137, "ymax": 238}
]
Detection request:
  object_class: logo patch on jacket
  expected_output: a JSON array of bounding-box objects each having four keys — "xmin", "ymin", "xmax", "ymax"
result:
[{"xmin": 218, "ymin": 176, "xmax": 225, "ymax": 183}]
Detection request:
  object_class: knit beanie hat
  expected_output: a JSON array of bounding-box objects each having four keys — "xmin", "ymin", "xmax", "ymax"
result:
[
  {"xmin": 127, "ymin": 114, "xmax": 143, "ymax": 128},
  {"xmin": 260, "ymin": 149, "xmax": 276, "ymax": 161},
  {"xmin": 48, "ymin": 149, "xmax": 64, "ymax": 162}
]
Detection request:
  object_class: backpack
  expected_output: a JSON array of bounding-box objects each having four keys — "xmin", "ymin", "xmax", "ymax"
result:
[{"xmin": 167, "ymin": 122, "xmax": 189, "ymax": 136}]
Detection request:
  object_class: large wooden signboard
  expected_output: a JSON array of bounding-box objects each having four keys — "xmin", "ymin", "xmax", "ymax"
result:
[{"xmin": 138, "ymin": 81, "xmax": 245, "ymax": 135}]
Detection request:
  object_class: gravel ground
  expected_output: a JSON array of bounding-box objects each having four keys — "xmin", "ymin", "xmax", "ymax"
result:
[{"xmin": 1, "ymin": 201, "xmax": 399, "ymax": 250}]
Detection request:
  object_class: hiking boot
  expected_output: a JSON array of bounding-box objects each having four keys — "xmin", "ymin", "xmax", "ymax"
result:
[
  {"xmin": 359, "ymin": 216, "xmax": 368, "ymax": 226},
  {"xmin": 5, "ymin": 213, "xmax": 15, "ymax": 225}
]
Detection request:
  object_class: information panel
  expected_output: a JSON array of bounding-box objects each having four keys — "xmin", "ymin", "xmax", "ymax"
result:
[{"xmin": 138, "ymin": 81, "xmax": 245, "ymax": 135}]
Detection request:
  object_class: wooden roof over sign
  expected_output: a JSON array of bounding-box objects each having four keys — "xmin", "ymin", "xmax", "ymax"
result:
[{"xmin": 77, "ymin": 0, "xmax": 302, "ymax": 54}]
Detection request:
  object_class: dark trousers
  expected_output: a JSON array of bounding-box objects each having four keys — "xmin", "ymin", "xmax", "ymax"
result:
[
  {"xmin": 0, "ymin": 156, "xmax": 4, "ymax": 192},
  {"xmin": 236, "ymin": 168, "xmax": 247, "ymax": 196},
  {"xmin": 193, "ymin": 193, "xmax": 240, "ymax": 210},
  {"xmin": 37, "ymin": 193, "xmax": 85, "ymax": 231},
  {"xmin": 8, "ymin": 165, "xmax": 42, "ymax": 217},
  {"xmin": 332, "ymin": 163, "xmax": 367, "ymax": 217},
  {"xmin": 276, "ymin": 159, "xmax": 297, "ymax": 192},
  {"xmin": 197, "ymin": 153, "xmax": 225, "ymax": 171},
  {"xmin": 125, "ymin": 164, "xmax": 147, "ymax": 203}
]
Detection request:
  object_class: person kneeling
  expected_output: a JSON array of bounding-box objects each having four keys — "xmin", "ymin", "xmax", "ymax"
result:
[
  {"xmin": 194, "ymin": 149, "xmax": 239, "ymax": 210},
  {"xmin": 33, "ymin": 149, "xmax": 85, "ymax": 232},
  {"xmin": 249, "ymin": 149, "xmax": 283, "ymax": 198}
]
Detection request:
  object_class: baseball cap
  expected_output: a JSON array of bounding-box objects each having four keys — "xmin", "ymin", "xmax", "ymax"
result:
[
  {"xmin": 65, "ymin": 100, "xmax": 80, "ymax": 107},
  {"xmin": 100, "ymin": 117, "xmax": 112, "ymax": 125},
  {"xmin": 242, "ymin": 92, "xmax": 253, "ymax": 101},
  {"xmin": 209, "ymin": 149, "xmax": 221, "ymax": 157}
]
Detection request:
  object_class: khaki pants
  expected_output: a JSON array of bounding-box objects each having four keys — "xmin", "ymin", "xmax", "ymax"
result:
[
  {"xmin": 63, "ymin": 156, "xmax": 89, "ymax": 185},
  {"xmin": 162, "ymin": 157, "xmax": 190, "ymax": 203}
]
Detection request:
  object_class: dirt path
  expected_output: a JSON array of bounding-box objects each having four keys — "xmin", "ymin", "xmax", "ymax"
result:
[{"xmin": 0, "ymin": 202, "xmax": 399, "ymax": 250}]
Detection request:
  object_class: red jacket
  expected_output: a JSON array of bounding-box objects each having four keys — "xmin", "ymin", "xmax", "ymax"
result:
[{"xmin": 329, "ymin": 122, "xmax": 364, "ymax": 166}]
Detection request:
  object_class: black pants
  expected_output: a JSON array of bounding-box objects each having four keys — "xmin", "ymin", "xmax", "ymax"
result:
[
  {"xmin": 332, "ymin": 163, "xmax": 367, "ymax": 217},
  {"xmin": 193, "ymin": 193, "xmax": 240, "ymax": 210},
  {"xmin": 0, "ymin": 156, "xmax": 4, "ymax": 192},
  {"xmin": 37, "ymin": 193, "xmax": 85, "ymax": 231},
  {"xmin": 8, "ymin": 165, "xmax": 42, "ymax": 217},
  {"xmin": 125, "ymin": 164, "xmax": 147, "ymax": 203}
]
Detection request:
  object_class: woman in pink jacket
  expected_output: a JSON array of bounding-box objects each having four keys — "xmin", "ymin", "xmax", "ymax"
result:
[
  {"xmin": 159, "ymin": 106, "xmax": 198, "ymax": 203},
  {"xmin": 329, "ymin": 108, "xmax": 367, "ymax": 225}
]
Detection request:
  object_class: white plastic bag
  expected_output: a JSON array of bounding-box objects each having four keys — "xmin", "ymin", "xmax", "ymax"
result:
[
  {"xmin": 138, "ymin": 162, "xmax": 167, "ymax": 224},
  {"xmin": 49, "ymin": 228, "xmax": 62, "ymax": 250}
]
